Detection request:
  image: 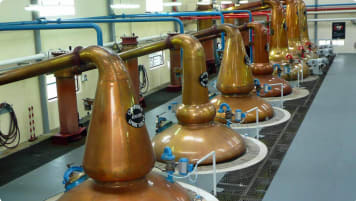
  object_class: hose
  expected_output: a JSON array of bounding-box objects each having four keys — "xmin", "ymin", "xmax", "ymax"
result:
[
  {"xmin": 139, "ymin": 64, "xmax": 149, "ymax": 95},
  {"xmin": 0, "ymin": 103, "xmax": 20, "ymax": 149}
]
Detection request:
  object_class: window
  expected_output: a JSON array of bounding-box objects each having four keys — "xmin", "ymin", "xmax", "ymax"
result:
[
  {"xmin": 146, "ymin": 0, "xmax": 163, "ymax": 12},
  {"xmin": 46, "ymin": 74, "xmax": 80, "ymax": 101},
  {"xmin": 25, "ymin": 0, "xmax": 75, "ymax": 17},
  {"xmin": 149, "ymin": 51, "xmax": 165, "ymax": 69},
  {"xmin": 318, "ymin": 39, "xmax": 344, "ymax": 47}
]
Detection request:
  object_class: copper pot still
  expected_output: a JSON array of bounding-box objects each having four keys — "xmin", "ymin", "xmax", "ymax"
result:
[
  {"xmin": 192, "ymin": 24, "xmax": 274, "ymax": 123},
  {"xmin": 132, "ymin": 33, "xmax": 247, "ymax": 165},
  {"xmin": 233, "ymin": 0, "xmax": 309, "ymax": 80},
  {"xmin": 0, "ymin": 46, "xmax": 192, "ymax": 201},
  {"xmin": 241, "ymin": 22, "xmax": 292, "ymax": 97}
]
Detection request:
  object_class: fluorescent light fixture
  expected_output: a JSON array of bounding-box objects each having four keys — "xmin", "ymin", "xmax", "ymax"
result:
[
  {"xmin": 239, "ymin": 0, "xmax": 248, "ymax": 4},
  {"xmin": 221, "ymin": 1, "xmax": 233, "ymax": 4},
  {"xmin": 197, "ymin": 0, "xmax": 211, "ymax": 5},
  {"xmin": 111, "ymin": 4, "xmax": 140, "ymax": 9},
  {"xmin": 197, "ymin": 2, "xmax": 212, "ymax": 5},
  {"xmin": 332, "ymin": 39, "xmax": 344, "ymax": 46},
  {"xmin": 25, "ymin": 4, "xmax": 75, "ymax": 17},
  {"xmin": 163, "ymin": 2, "xmax": 182, "ymax": 7},
  {"xmin": 146, "ymin": 0, "xmax": 163, "ymax": 12}
]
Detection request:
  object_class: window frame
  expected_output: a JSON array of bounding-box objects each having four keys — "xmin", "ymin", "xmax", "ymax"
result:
[
  {"xmin": 46, "ymin": 74, "xmax": 80, "ymax": 101},
  {"xmin": 148, "ymin": 51, "xmax": 165, "ymax": 69}
]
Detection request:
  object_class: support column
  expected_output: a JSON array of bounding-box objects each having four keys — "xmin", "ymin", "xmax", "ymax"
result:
[
  {"xmin": 31, "ymin": 0, "xmax": 50, "ymax": 134},
  {"xmin": 107, "ymin": 0, "xmax": 116, "ymax": 42},
  {"xmin": 314, "ymin": 0, "xmax": 318, "ymax": 44}
]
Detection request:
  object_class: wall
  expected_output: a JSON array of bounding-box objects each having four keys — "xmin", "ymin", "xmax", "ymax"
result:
[
  {"xmin": 0, "ymin": 0, "xmax": 200, "ymax": 149},
  {"xmin": 305, "ymin": 0, "xmax": 356, "ymax": 53}
]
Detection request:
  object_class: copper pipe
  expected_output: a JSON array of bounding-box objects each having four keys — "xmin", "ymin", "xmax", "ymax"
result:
[
  {"xmin": 198, "ymin": 34, "xmax": 221, "ymax": 42},
  {"xmin": 229, "ymin": 1, "xmax": 264, "ymax": 10},
  {"xmin": 0, "ymin": 53, "xmax": 76, "ymax": 85},
  {"xmin": 250, "ymin": 5, "xmax": 271, "ymax": 11}
]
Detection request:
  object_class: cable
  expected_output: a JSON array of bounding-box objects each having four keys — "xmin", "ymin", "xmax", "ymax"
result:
[
  {"xmin": 0, "ymin": 103, "xmax": 20, "ymax": 149},
  {"xmin": 138, "ymin": 64, "xmax": 149, "ymax": 95}
]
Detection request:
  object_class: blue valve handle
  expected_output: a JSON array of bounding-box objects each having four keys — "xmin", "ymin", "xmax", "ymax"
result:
[
  {"xmin": 63, "ymin": 166, "xmax": 87, "ymax": 192},
  {"xmin": 218, "ymin": 103, "xmax": 232, "ymax": 113}
]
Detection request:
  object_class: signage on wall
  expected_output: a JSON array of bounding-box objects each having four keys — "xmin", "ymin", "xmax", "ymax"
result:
[{"xmin": 332, "ymin": 22, "xmax": 346, "ymax": 39}]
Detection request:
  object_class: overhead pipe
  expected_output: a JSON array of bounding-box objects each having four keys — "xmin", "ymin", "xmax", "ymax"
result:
[
  {"xmin": 180, "ymin": 13, "xmax": 271, "ymax": 42},
  {"xmin": 65, "ymin": 12, "xmax": 227, "ymax": 48},
  {"xmin": 0, "ymin": 53, "xmax": 47, "ymax": 68},
  {"xmin": 308, "ymin": 10, "xmax": 356, "ymax": 14},
  {"xmin": 0, "ymin": 18, "xmax": 184, "ymax": 35},
  {"xmin": 306, "ymin": 3, "xmax": 356, "ymax": 7},
  {"xmin": 0, "ymin": 24, "xmax": 104, "ymax": 46},
  {"xmin": 307, "ymin": 7, "xmax": 356, "ymax": 11},
  {"xmin": 308, "ymin": 17, "xmax": 356, "ymax": 22},
  {"xmin": 42, "ymin": 18, "xmax": 184, "ymax": 34}
]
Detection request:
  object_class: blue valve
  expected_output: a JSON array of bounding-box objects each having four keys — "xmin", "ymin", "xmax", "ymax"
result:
[
  {"xmin": 168, "ymin": 102, "xmax": 178, "ymax": 111},
  {"xmin": 178, "ymin": 158, "xmax": 193, "ymax": 176},
  {"xmin": 161, "ymin": 147, "xmax": 176, "ymax": 183},
  {"xmin": 273, "ymin": 64, "xmax": 282, "ymax": 78},
  {"xmin": 284, "ymin": 65, "xmax": 291, "ymax": 74},
  {"xmin": 162, "ymin": 147, "xmax": 175, "ymax": 161},
  {"xmin": 263, "ymin": 84, "xmax": 272, "ymax": 93},
  {"xmin": 234, "ymin": 109, "xmax": 246, "ymax": 123},
  {"xmin": 62, "ymin": 166, "xmax": 88, "ymax": 192},
  {"xmin": 254, "ymin": 79, "xmax": 262, "ymax": 96}
]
